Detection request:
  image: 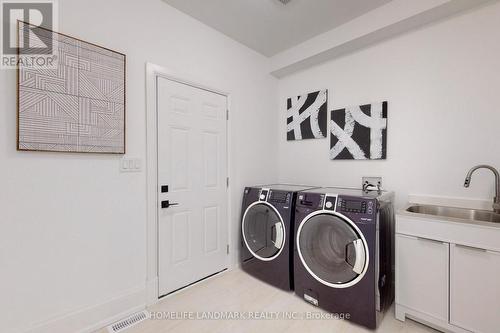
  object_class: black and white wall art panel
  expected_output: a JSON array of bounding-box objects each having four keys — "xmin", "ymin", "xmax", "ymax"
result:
[
  {"xmin": 17, "ymin": 22, "xmax": 126, "ymax": 154},
  {"xmin": 286, "ymin": 89, "xmax": 327, "ymax": 140},
  {"xmin": 330, "ymin": 101, "xmax": 388, "ymax": 160}
]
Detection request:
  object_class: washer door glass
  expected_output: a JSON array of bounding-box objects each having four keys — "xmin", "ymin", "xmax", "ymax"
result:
[
  {"xmin": 242, "ymin": 203, "xmax": 285, "ymax": 260},
  {"xmin": 298, "ymin": 213, "xmax": 367, "ymax": 286}
]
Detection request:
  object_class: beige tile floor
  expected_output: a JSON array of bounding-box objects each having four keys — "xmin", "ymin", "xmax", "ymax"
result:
[{"xmin": 96, "ymin": 269, "xmax": 438, "ymax": 333}]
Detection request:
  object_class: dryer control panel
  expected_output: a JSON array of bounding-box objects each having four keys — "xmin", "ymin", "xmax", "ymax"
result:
[{"xmin": 268, "ymin": 190, "xmax": 291, "ymax": 205}]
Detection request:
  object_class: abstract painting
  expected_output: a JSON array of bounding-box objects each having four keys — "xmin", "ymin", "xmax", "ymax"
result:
[
  {"xmin": 286, "ymin": 89, "xmax": 327, "ymax": 140},
  {"xmin": 330, "ymin": 101, "xmax": 387, "ymax": 160},
  {"xmin": 17, "ymin": 21, "xmax": 126, "ymax": 153}
]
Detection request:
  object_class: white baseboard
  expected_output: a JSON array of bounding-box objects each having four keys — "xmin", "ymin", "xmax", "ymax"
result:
[{"xmin": 24, "ymin": 286, "xmax": 146, "ymax": 333}]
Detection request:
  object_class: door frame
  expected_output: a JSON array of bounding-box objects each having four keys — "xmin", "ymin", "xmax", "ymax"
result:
[{"xmin": 145, "ymin": 63, "xmax": 232, "ymax": 305}]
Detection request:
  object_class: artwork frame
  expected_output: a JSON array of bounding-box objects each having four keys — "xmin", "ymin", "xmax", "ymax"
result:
[
  {"xmin": 330, "ymin": 101, "xmax": 388, "ymax": 160},
  {"xmin": 17, "ymin": 21, "xmax": 126, "ymax": 154},
  {"xmin": 286, "ymin": 89, "xmax": 328, "ymax": 141}
]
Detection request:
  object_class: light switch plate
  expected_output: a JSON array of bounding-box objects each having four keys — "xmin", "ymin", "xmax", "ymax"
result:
[{"xmin": 120, "ymin": 158, "xmax": 142, "ymax": 172}]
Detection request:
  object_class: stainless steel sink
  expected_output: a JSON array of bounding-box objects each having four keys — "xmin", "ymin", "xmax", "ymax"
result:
[{"xmin": 406, "ymin": 204, "xmax": 500, "ymax": 223}]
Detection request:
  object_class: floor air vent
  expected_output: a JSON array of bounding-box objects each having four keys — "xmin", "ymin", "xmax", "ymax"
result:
[{"xmin": 107, "ymin": 310, "xmax": 150, "ymax": 333}]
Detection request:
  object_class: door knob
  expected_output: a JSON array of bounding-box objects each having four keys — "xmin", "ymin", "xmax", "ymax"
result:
[{"xmin": 161, "ymin": 200, "xmax": 179, "ymax": 209}]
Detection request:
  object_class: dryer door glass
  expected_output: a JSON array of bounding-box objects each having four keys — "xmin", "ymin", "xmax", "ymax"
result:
[
  {"xmin": 298, "ymin": 213, "xmax": 367, "ymax": 286},
  {"xmin": 242, "ymin": 203, "xmax": 285, "ymax": 260}
]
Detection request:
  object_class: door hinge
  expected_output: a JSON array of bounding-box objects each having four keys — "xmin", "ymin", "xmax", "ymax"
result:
[
  {"xmin": 226, "ymin": 177, "xmax": 229, "ymax": 188},
  {"xmin": 227, "ymin": 244, "xmax": 230, "ymax": 254},
  {"xmin": 226, "ymin": 109, "xmax": 229, "ymax": 120}
]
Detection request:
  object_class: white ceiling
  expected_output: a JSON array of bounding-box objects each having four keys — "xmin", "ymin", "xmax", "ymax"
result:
[{"xmin": 162, "ymin": 0, "xmax": 393, "ymax": 57}]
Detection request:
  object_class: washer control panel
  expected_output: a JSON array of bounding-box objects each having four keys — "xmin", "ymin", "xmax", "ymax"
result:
[{"xmin": 338, "ymin": 196, "xmax": 375, "ymax": 215}]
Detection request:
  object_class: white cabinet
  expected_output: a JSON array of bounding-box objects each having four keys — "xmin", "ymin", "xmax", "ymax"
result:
[
  {"xmin": 450, "ymin": 244, "xmax": 500, "ymax": 333},
  {"xmin": 396, "ymin": 213, "xmax": 500, "ymax": 333},
  {"xmin": 396, "ymin": 234, "xmax": 449, "ymax": 321}
]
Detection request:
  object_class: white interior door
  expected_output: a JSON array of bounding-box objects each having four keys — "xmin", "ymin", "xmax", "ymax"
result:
[{"xmin": 157, "ymin": 77, "xmax": 228, "ymax": 296}]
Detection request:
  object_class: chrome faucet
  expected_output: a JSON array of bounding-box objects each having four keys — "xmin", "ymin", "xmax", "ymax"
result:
[{"xmin": 464, "ymin": 165, "xmax": 500, "ymax": 214}]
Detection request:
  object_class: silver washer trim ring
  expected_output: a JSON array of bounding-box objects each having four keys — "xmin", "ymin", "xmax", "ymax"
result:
[{"xmin": 296, "ymin": 210, "xmax": 369, "ymax": 289}]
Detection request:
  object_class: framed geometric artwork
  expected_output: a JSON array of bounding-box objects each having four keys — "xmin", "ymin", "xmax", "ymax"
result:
[
  {"xmin": 330, "ymin": 101, "xmax": 387, "ymax": 160},
  {"xmin": 17, "ymin": 21, "xmax": 126, "ymax": 153},
  {"xmin": 286, "ymin": 89, "xmax": 327, "ymax": 140}
]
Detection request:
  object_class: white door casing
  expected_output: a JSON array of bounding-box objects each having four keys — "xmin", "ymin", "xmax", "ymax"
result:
[{"xmin": 157, "ymin": 77, "xmax": 228, "ymax": 296}]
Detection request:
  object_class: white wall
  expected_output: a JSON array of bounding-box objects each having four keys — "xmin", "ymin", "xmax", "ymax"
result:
[
  {"xmin": 277, "ymin": 2, "xmax": 500, "ymax": 208},
  {"xmin": 0, "ymin": 0, "xmax": 278, "ymax": 332},
  {"xmin": 2, "ymin": 1, "xmax": 500, "ymax": 332}
]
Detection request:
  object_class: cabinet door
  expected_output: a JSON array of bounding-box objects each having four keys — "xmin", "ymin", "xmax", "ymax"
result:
[
  {"xmin": 450, "ymin": 244, "xmax": 500, "ymax": 333},
  {"xmin": 396, "ymin": 234, "xmax": 449, "ymax": 321}
]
